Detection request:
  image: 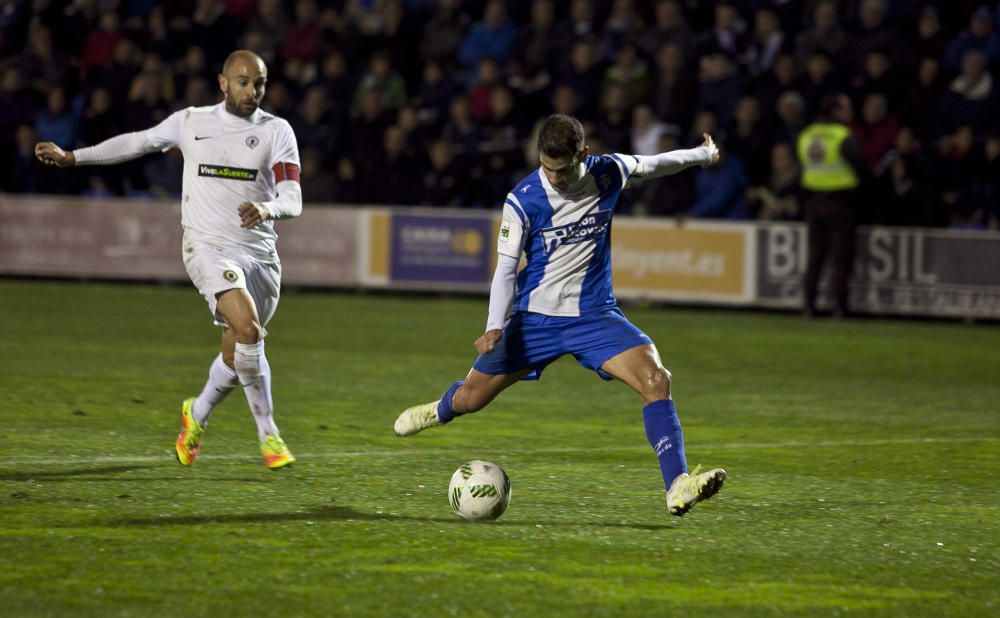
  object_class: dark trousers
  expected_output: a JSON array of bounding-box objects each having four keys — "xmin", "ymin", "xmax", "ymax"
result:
[{"xmin": 803, "ymin": 191, "xmax": 857, "ymax": 314}]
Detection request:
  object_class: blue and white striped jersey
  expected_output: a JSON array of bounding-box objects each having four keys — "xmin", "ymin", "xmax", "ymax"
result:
[{"xmin": 498, "ymin": 153, "xmax": 642, "ymax": 317}]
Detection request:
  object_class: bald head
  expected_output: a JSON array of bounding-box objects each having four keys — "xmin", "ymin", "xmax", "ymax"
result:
[
  {"xmin": 222, "ymin": 50, "xmax": 266, "ymax": 77},
  {"xmin": 219, "ymin": 50, "xmax": 267, "ymax": 117}
]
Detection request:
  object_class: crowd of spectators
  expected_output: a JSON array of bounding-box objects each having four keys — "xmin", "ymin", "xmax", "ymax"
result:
[{"xmin": 1, "ymin": 0, "xmax": 998, "ymax": 229}]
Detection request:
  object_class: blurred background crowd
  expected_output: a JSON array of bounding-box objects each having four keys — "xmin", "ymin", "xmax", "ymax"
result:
[{"xmin": 1, "ymin": 0, "xmax": 998, "ymax": 228}]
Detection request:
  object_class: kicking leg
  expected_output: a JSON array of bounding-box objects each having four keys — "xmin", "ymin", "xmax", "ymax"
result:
[
  {"xmin": 393, "ymin": 368, "xmax": 530, "ymax": 437},
  {"xmin": 601, "ymin": 344, "xmax": 725, "ymax": 517}
]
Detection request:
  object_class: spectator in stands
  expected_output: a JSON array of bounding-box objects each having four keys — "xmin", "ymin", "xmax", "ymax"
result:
[
  {"xmin": 851, "ymin": 50, "xmax": 903, "ymax": 110},
  {"xmin": 634, "ymin": 1, "xmax": 694, "ymax": 62},
  {"xmin": 3, "ymin": 125, "xmax": 40, "ymax": 193},
  {"xmin": 774, "ymin": 90, "xmax": 807, "ymax": 145},
  {"xmin": 372, "ymin": 125, "xmax": 421, "ymax": 205},
  {"xmin": 34, "ymin": 87, "xmax": 76, "ymax": 151},
  {"xmin": 727, "ymin": 95, "xmax": 771, "ymax": 186},
  {"xmin": 458, "ymin": 0, "xmax": 516, "ymax": 70},
  {"xmin": 902, "ymin": 57, "xmax": 945, "ymax": 142},
  {"xmin": 885, "ymin": 127, "xmax": 943, "ymax": 227},
  {"xmin": 696, "ymin": 50, "xmax": 744, "ymax": 128},
  {"xmin": 191, "ymin": 0, "xmax": 242, "ymax": 62},
  {"xmin": 794, "ymin": 0, "xmax": 845, "ymax": 72},
  {"xmin": 601, "ymin": 0, "xmax": 644, "ymax": 60},
  {"xmin": 422, "ymin": 140, "xmax": 469, "ymax": 207},
  {"xmin": 512, "ymin": 0, "xmax": 559, "ymax": 75},
  {"xmin": 469, "ymin": 57, "xmax": 503, "ymax": 121},
  {"xmin": 690, "ymin": 139, "xmax": 749, "ymax": 220},
  {"xmin": 858, "ymin": 92, "xmax": 899, "ymax": 165},
  {"xmin": 419, "ymin": 0, "xmax": 471, "ymax": 70},
  {"xmin": 650, "ymin": 41, "xmax": 698, "ymax": 128},
  {"xmin": 552, "ymin": 0, "xmax": 599, "ymax": 59},
  {"xmin": 80, "ymin": 11, "xmax": 124, "ymax": 75},
  {"xmin": 558, "ymin": 37, "xmax": 604, "ymax": 123},
  {"xmin": 746, "ymin": 6, "xmax": 786, "ymax": 77},
  {"xmin": 596, "ymin": 84, "xmax": 632, "ymax": 153},
  {"xmin": 944, "ymin": 5, "xmax": 1000, "ymax": 74},
  {"xmin": 350, "ymin": 50, "xmax": 408, "ymax": 119},
  {"xmin": 18, "ymin": 24, "xmax": 72, "ymax": 96},
  {"xmin": 747, "ymin": 141, "xmax": 801, "ymax": 221},
  {"xmin": 698, "ymin": 1, "xmax": 748, "ymax": 59},
  {"xmin": 0, "ymin": 67, "xmax": 37, "ymax": 155},
  {"xmin": 938, "ymin": 49, "xmax": 997, "ymax": 133},
  {"xmin": 939, "ymin": 125, "xmax": 986, "ymax": 229},
  {"xmin": 631, "ymin": 104, "xmax": 670, "ymax": 157},
  {"xmin": 910, "ymin": 6, "xmax": 947, "ymax": 71},
  {"xmin": 440, "ymin": 95, "xmax": 482, "ymax": 161},
  {"xmin": 246, "ymin": 0, "xmax": 289, "ymax": 64},
  {"xmin": 280, "ymin": 0, "xmax": 321, "ymax": 63},
  {"xmin": 796, "ymin": 50, "xmax": 841, "ymax": 117},
  {"xmin": 602, "ymin": 42, "xmax": 650, "ymax": 109},
  {"xmin": 845, "ymin": 0, "xmax": 902, "ymax": 76}
]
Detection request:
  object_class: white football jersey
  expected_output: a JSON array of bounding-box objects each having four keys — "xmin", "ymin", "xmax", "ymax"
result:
[{"xmin": 146, "ymin": 103, "xmax": 300, "ymax": 257}]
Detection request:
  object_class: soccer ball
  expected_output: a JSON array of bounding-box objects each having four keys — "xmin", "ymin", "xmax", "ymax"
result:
[{"xmin": 448, "ymin": 460, "xmax": 511, "ymax": 521}]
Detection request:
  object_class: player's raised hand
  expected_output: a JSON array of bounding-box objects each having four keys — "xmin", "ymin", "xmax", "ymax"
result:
[
  {"xmin": 35, "ymin": 142, "xmax": 75, "ymax": 167},
  {"xmin": 475, "ymin": 329, "xmax": 503, "ymax": 355},
  {"xmin": 700, "ymin": 133, "xmax": 720, "ymax": 167},
  {"xmin": 238, "ymin": 201, "xmax": 269, "ymax": 229}
]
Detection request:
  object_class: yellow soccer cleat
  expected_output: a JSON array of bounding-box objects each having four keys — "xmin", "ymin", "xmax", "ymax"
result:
[
  {"xmin": 666, "ymin": 465, "xmax": 727, "ymax": 517},
  {"xmin": 260, "ymin": 434, "xmax": 296, "ymax": 469},
  {"xmin": 175, "ymin": 398, "xmax": 205, "ymax": 466}
]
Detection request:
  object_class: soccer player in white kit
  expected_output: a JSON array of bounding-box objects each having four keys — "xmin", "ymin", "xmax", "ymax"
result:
[
  {"xmin": 395, "ymin": 114, "xmax": 727, "ymax": 516},
  {"xmin": 35, "ymin": 50, "xmax": 302, "ymax": 469}
]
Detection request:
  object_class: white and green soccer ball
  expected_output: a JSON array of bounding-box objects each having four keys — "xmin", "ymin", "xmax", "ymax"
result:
[{"xmin": 448, "ymin": 460, "xmax": 511, "ymax": 521}]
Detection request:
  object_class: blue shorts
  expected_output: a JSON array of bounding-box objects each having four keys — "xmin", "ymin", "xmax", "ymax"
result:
[{"xmin": 473, "ymin": 308, "xmax": 653, "ymax": 381}]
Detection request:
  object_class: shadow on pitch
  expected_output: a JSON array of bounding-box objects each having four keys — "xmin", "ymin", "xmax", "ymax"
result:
[
  {"xmin": 110, "ymin": 503, "xmax": 671, "ymax": 531},
  {"xmin": 0, "ymin": 464, "xmax": 161, "ymax": 481}
]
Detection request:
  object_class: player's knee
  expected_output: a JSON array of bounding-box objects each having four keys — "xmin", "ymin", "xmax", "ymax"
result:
[
  {"xmin": 644, "ymin": 367, "xmax": 671, "ymax": 400},
  {"xmin": 233, "ymin": 321, "xmax": 263, "ymax": 344}
]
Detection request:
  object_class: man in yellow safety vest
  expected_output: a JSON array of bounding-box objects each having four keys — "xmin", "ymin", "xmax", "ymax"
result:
[{"xmin": 796, "ymin": 93, "xmax": 869, "ymax": 317}]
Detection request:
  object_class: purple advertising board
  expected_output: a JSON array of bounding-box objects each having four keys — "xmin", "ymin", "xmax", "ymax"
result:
[{"xmin": 389, "ymin": 213, "xmax": 493, "ymax": 285}]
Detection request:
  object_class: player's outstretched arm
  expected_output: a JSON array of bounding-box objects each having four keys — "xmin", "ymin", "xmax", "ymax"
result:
[
  {"xmin": 476, "ymin": 253, "xmax": 519, "ymax": 355},
  {"xmin": 35, "ymin": 142, "xmax": 75, "ymax": 167},
  {"xmin": 633, "ymin": 133, "xmax": 720, "ymax": 179}
]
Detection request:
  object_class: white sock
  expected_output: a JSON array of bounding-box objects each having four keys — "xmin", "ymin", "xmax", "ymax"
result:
[
  {"xmin": 234, "ymin": 340, "xmax": 279, "ymax": 441},
  {"xmin": 192, "ymin": 353, "xmax": 239, "ymax": 425}
]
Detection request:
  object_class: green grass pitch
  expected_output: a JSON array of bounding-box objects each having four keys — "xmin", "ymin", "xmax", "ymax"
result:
[{"xmin": 1, "ymin": 279, "xmax": 998, "ymax": 617}]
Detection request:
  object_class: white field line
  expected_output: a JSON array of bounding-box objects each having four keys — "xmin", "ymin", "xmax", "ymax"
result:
[{"xmin": 4, "ymin": 436, "xmax": 997, "ymax": 467}]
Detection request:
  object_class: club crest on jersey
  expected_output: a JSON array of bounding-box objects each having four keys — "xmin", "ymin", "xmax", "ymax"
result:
[
  {"xmin": 540, "ymin": 210, "xmax": 611, "ymax": 254},
  {"xmin": 246, "ymin": 135, "xmax": 260, "ymax": 149},
  {"xmin": 223, "ymin": 269, "xmax": 239, "ymax": 283}
]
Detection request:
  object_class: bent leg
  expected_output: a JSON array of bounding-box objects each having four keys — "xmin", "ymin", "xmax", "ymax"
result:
[
  {"xmin": 216, "ymin": 288, "xmax": 278, "ymax": 441},
  {"xmin": 601, "ymin": 344, "xmax": 688, "ymax": 491},
  {"xmin": 189, "ymin": 330, "xmax": 240, "ymax": 425}
]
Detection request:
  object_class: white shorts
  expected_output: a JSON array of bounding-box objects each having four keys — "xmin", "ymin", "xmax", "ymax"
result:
[{"xmin": 182, "ymin": 241, "xmax": 282, "ymax": 330}]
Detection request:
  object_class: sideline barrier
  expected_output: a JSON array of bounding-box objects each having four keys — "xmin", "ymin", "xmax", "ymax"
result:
[{"xmin": 3, "ymin": 195, "xmax": 998, "ymax": 319}]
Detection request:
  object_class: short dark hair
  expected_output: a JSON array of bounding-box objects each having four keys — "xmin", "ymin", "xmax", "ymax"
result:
[{"xmin": 538, "ymin": 114, "xmax": 585, "ymax": 158}]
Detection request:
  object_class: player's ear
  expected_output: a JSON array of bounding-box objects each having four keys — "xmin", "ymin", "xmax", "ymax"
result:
[
  {"xmin": 579, "ymin": 145, "xmax": 590, "ymax": 161},
  {"xmin": 217, "ymin": 73, "xmax": 227, "ymax": 94}
]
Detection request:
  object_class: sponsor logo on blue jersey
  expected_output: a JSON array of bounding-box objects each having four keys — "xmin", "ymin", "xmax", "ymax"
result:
[{"xmin": 540, "ymin": 210, "xmax": 611, "ymax": 255}]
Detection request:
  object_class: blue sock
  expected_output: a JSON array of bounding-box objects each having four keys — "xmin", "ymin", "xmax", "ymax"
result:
[
  {"xmin": 436, "ymin": 380, "xmax": 464, "ymax": 423},
  {"xmin": 643, "ymin": 399, "xmax": 688, "ymax": 491}
]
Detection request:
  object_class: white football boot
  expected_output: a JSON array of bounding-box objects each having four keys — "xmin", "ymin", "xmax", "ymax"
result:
[
  {"xmin": 666, "ymin": 465, "xmax": 727, "ymax": 517},
  {"xmin": 393, "ymin": 401, "xmax": 442, "ymax": 436}
]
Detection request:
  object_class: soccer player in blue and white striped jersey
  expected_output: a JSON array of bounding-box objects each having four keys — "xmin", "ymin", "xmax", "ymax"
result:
[{"xmin": 394, "ymin": 114, "xmax": 726, "ymax": 517}]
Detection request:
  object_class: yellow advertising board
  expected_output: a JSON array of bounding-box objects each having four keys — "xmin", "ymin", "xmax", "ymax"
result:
[{"xmin": 611, "ymin": 218, "xmax": 753, "ymax": 303}]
